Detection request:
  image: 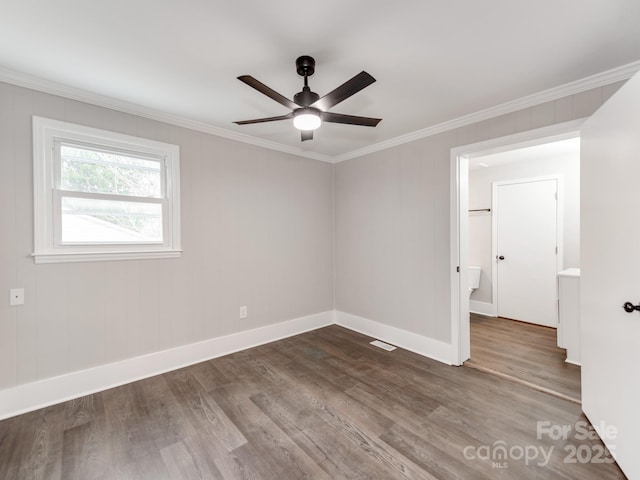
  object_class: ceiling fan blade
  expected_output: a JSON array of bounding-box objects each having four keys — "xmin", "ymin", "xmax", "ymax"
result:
[
  {"xmin": 234, "ymin": 113, "xmax": 293, "ymax": 125},
  {"xmin": 237, "ymin": 75, "xmax": 298, "ymax": 110},
  {"xmin": 301, "ymin": 130, "xmax": 313, "ymax": 142},
  {"xmin": 311, "ymin": 71, "xmax": 376, "ymax": 111},
  {"xmin": 321, "ymin": 112, "xmax": 381, "ymax": 127}
]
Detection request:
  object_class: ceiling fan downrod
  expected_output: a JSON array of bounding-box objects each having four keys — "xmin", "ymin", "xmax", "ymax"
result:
[{"xmin": 294, "ymin": 56, "xmax": 319, "ymax": 107}]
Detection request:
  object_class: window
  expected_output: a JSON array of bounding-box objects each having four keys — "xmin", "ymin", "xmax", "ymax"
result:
[{"xmin": 33, "ymin": 117, "xmax": 181, "ymax": 263}]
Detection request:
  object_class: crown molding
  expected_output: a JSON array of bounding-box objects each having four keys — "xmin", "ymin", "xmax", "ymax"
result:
[
  {"xmin": 2, "ymin": 60, "xmax": 639, "ymax": 164},
  {"xmin": 333, "ymin": 60, "xmax": 640, "ymax": 163},
  {"xmin": 0, "ymin": 66, "xmax": 333, "ymax": 164}
]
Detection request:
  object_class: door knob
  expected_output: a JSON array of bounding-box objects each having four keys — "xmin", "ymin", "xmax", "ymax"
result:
[
  {"xmin": 497, "ymin": 255, "xmax": 505, "ymax": 260},
  {"xmin": 622, "ymin": 302, "xmax": 640, "ymax": 313}
]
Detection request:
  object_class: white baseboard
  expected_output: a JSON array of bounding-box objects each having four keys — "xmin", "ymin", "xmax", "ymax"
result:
[
  {"xmin": 0, "ymin": 310, "xmax": 334, "ymax": 421},
  {"xmin": 0, "ymin": 309, "xmax": 459, "ymax": 420},
  {"xmin": 335, "ymin": 311, "xmax": 454, "ymax": 365},
  {"xmin": 470, "ymin": 300, "xmax": 496, "ymax": 316}
]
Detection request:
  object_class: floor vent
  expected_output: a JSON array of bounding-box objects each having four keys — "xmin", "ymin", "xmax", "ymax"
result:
[{"xmin": 370, "ymin": 340, "xmax": 397, "ymax": 351}]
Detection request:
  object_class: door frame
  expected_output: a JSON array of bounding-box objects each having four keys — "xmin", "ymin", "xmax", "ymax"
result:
[
  {"xmin": 492, "ymin": 175, "xmax": 563, "ymax": 324},
  {"xmin": 449, "ymin": 119, "xmax": 583, "ymax": 365}
]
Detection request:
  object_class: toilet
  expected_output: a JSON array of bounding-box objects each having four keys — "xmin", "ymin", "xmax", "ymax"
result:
[{"xmin": 468, "ymin": 266, "xmax": 481, "ymax": 297}]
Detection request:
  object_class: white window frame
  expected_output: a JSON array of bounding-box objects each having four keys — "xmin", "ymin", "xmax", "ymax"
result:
[{"xmin": 33, "ymin": 116, "xmax": 181, "ymax": 263}]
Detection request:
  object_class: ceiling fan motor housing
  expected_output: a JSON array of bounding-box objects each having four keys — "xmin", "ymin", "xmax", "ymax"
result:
[
  {"xmin": 296, "ymin": 55, "xmax": 315, "ymax": 77},
  {"xmin": 294, "ymin": 87, "xmax": 319, "ymax": 107}
]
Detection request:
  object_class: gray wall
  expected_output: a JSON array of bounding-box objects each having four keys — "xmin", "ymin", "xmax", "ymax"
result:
[
  {"xmin": 0, "ymin": 82, "xmax": 334, "ymax": 390},
  {"xmin": 0, "ymin": 77, "xmax": 626, "ymax": 391},
  {"xmin": 335, "ymin": 82, "xmax": 623, "ymax": 344},
  {"xmin": 468, "ymin": 153, "xmax": 580, "ymax": 304}
]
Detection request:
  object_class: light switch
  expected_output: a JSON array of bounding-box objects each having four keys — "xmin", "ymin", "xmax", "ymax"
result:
[{"xmin": 10, "ymin": 288, "xmax": 24, "ymax": 306}]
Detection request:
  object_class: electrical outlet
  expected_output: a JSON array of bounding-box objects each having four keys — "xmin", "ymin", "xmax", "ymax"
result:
[
  {"xmin": 239, "ymin": 306, "xmax": 248, "ymax": 319},
  {"xmin": 9, "ymin": 288, "xmax": 24, "ymax": 306}
]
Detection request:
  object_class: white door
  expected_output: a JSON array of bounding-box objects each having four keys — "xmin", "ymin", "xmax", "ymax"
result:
[
  {"xmin": 581, "ymin": 73, "xmax": 640, "ymax": 478},
  {"xmin": 495, "ymin": 178, "xmax": 559, "ymax": 326}
]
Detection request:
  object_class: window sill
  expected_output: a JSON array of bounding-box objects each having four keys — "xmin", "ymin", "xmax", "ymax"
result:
[{"xmin": 32, "ymin": 249, "xmax": 183, "ymax": 264}]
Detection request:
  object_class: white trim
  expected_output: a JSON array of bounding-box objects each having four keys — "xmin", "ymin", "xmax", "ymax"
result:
[
  {"xmin": 470, "ymin": 300, "xmax": 495, "ymax": 317},
  {"xmin": 2, "ymin": 61, "xmax": 638, "ymax": 164},
  {"xmin": 450, "ymin": 119, "xmax": 583, "ymax": 365},
  {"xmin": 33, "ymin": 116, "xmax": 181, "ymax": 263},
  {"xmin": 449, "ymin": 154, "xmax": 460, "ymax": 363},
  {"xmin": 333, "ymin": 61, "xmax": 639, "ymax": 162},
  {"xmin": 0, "ymin": 67, "xmax": 332, "ymax": 164},
  {"xmin": 450, "ymin": 155, "xmax": 469, "ymax": 365},
  {"xmin": 335, "ymin": 311, "xmax": 454, "ymax": 365},
  {"xmin": 32, "ymin": 249, "xmax": 183, "ymax": 264},
  {"xmin": 0, "ymin": 310, "xmax": 334, "ymax": 421}
]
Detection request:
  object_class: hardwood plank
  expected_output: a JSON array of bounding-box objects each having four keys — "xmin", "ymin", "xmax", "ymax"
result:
[
  {"xmin": 129, "ymin": 374, "xmax": 199, "ymax": 449},
  {"xmin": 160, "ymin": 440, "xmax": 222, "ymax": 480},
  {"xmin": 22, "ymin": 406, "xmax": 65, "ymax": 480},
  {"xmin": 213, "ymin": 450, "xmax": 261, "ymax": 480},
  {"xmin": 0, "ymin": 405, "xmax": 65, "ymax": 480},
  {"xmin": 189, "ymin": 360, "xmax": 233, "ymax": 392},
  {"xmin": 214, "ymin": 385, "xmax": 330, "ymax": 480},
  {"xmin": 380, "ymin": 422, "xmax": 494, "ymax": 480},
  {"xmin": 181, "ymin": 434, "xmax": 226, "ymax": 479},
  {"xmin": 164, "ymin": 369, "xmax": 247, "ymax": 451},
  {"xmin": 248, "ymin": 391, "xmax": 342, "ymax": 477},
  {"xmin": 61, "ymin": 423, "xmax": 106, "ymax": 480},
  {"xmin": 252, "ymin": 349, "xmax": 437, "ymax": 478},
  {"xmin": 256, "ymin": 388, "xmax": 427, "ymax": 480},
  {"xmin": 101, "ymin": 383, "xmax": 173, "ymax": 479}
]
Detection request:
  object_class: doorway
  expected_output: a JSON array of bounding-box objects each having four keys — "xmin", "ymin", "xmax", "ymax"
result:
[
  {"xmin": 454, "ymin": 133, "xmax": 580, "ymax": 400},
  {"xmin": 450, "ymin": 121, "xmax": 582, "ymax": 394}
]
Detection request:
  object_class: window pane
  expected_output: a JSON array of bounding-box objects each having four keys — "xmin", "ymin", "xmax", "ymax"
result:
[
  {"xmin": 61, "ymin": 197, "xmax": 163, "ymax": 244},
  {"xmin": 61, "ymin": 144, "xmax": 162, "ymax": 198}
]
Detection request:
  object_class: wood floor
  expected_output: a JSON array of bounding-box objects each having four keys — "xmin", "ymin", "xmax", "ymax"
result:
[
  {"xmin": 466, "ymin": 314, "xmax": 582, "ymax": 403},
  {"xmin": 0, "ymin": 325, "xmax": 623, "ymax": 479}
]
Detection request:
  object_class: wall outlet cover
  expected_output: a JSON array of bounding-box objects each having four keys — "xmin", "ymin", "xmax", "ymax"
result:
[{"xmin": 9, "ymin": 288, "xmax": 25, "ymax": 306}]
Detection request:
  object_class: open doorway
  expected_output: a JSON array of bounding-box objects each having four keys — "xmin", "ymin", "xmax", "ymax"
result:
[{"xmin": 450, "ymin": 121, "xmax": 582, "ymax": 401}]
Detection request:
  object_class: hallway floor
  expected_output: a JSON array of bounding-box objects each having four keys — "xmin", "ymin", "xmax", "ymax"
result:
[{"xmin": 465, "ymin": 314, "xmax": 581, "ymax": 403}]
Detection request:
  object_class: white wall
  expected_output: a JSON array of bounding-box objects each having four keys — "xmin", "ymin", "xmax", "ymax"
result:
[
  {"xmin": 0, "ymin": 82, "xmax": 334, "ymax": 391},
  {"xmin": 468, "ymin": 151, "xmax": 580, "ymax": 305},
  {"xmin": 580, "ymin": 71, "xmax": 640, "ymax": 480},
  {"xmin": 335, "ymin": 82, "xmax": 623, "ymax": 345}
]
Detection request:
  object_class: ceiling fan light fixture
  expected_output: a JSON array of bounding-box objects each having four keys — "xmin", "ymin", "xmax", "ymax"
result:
[
  {"xmin": 234, "ymin": 56, "xmax": 381, "ymax": 141},
  {"xmin": 293, "ymin": 108, "xmax": 322, "ymax": 131}
]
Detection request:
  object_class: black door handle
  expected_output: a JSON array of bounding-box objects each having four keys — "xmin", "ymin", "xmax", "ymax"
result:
[
  {"xmin": 497, "ymin": 255, "xmax": 505, "ymax": 260},
  {"xmin": 623, "ymin": 302, "xmax": 640, "ymax": 313}
]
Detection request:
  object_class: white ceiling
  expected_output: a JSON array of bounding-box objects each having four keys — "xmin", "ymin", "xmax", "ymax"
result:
[
  {"xmin": 1, "ymin": 1, "xmax": 640, "ymax": 159},
  {"xmin": 469, "ymin": 137, "xmax": 580, "ymax": 171}
]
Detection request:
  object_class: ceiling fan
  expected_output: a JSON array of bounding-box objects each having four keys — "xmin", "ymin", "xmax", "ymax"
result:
[{"xmin": 233, "ymin": 56, "xmax": 382, "ymax": 141}]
